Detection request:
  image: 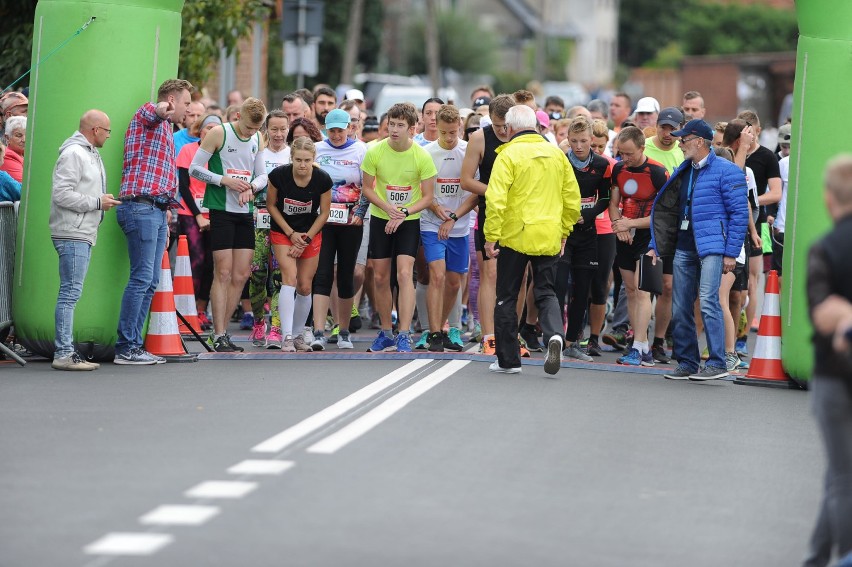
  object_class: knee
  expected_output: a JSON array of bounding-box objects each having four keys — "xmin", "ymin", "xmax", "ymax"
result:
[
  {"xmin": 296, "ymin": 281, "xmax": 312, "ymax": 296},
  {"xmin": 373, "ymin": 270, "xmax": 389, "ymax": 287},
  {"xmin": 397, "ymin": 265, "xmax": 413, "ymax": 283},
  {"xmin": 215, "ymin": 266, "xmax": 233, "ymax": 283}
]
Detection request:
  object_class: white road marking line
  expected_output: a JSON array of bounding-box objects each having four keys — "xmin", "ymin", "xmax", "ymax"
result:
[
  {"xmin": 84, "ymin": 533, "xmax": 173, "ymax": 556},
  {"xmin": 251, "ymin": 359, "xmax": 434, "ymax": 453},
  {"xmin": 139, "ymin": 505, "xmax": 220, "ymax": 526},
  {"xmin": 184, "ymin": 480, "xmax": 257, "ymax": 499},
  {"xmin": 227, "ymin": 459, "xmax": 295, "ymax": 475},
  {"xmin": 307, "ymin": 359, "xmax": 470, "ymax": 454},
  {"xmin": 465, "ymin": 343, "xmax": 479, "ymax": 353}
]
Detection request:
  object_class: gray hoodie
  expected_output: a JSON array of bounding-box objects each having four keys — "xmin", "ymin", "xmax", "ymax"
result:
[{"xmin": 48, "ymin": 131, "xmax": 106, "ymax": 245}]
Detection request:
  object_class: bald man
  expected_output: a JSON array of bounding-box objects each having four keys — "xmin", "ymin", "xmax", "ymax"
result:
[{"xmin": 49, "ymin": 110, "xmax": 121, "ymax": 371}]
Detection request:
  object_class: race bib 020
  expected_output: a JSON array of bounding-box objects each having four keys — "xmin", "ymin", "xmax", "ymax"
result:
[
  {"xmin": 283, "ymin": 198, "xmax": 311, "ymax": 216},
  {"xmin": 256, "ymin": 208, "xmax": 271, "ymax": 229},
  {"xmin": 437, "ymin": 178, "xmax": 461, "ymax": 200},
  {"xmin": 386, "ymin": 185, "xmax": 412, "ymax": 206},
  {"xmin": 327, "ymin": 202, "xmax": 349, "ymax": 224}
]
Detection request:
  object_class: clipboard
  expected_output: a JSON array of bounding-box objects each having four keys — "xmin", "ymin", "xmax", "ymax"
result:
[{"xmin": 638, "ymin": 254, "xmax": 664, "ymax": 296}]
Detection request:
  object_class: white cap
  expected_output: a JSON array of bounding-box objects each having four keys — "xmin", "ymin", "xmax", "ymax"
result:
[
  {"xmin": 635, "ymin": 96, "xmax": 660, "ymax": 113},
  {"xmin": 345, "ymin": 88, "xmax": 365, "ymax": 102}
]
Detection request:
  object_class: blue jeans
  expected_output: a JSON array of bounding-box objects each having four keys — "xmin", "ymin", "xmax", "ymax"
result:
[
  {"xmin": 671, "ymin": 249, "xmax": 726, "ymax": 371},
  {"xmin": 115, "ymin": 201, "xmax": 168, "ymax": 354},
  {"xmin": 53, "ymin": 239, "xmax": 92, "ymax": 359}
]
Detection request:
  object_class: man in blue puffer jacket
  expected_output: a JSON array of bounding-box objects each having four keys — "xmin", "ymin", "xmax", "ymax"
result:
[{"xmin": 648, "ymin": 119, "xmax": 749, "ymax": 381}]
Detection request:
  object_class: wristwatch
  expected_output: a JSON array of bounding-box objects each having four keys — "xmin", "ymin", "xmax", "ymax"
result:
[
  {"xmin": 448, "ymin": 212, "xmax": 458, "ymax": 221},
  {"xmin": 400, "ymin": 207, "xmax": 410, "ymax": 217}
]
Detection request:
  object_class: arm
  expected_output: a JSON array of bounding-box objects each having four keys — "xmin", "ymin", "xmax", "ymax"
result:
[
  {"xmin": 460, "ymin": 130, "xmax": 487, "ymax": 196},
  {"xmin": 437, "ymin": 193, "xmax": 479, "ymax": 240},
  {"xmin": 51, "ymin": 151, "xmax": 100, "ymax": 212},
  {"xmin": 264, "ymin": 179, "xmax": 296, "ymax": 239},
  {"xmin": 177, "ymin": 168, "xmax": 203, "ymax": 217},
  {"xmin": 306, "ymin": 190, "xmax": 331, "ymax": 240},
  {"xmin": 561, "ymin": 158, "xmax": 581, "ymax": 238},
  {"xmin": 252, "ymin": 150, "xmax": 269, "ymax": 194},
  {"xmin": 580, "ymin": 170, "xmax": 611, "ymax": 224},
  {"xmin": 138, "ymin": 102, "xmax": 169, "ymax": 129},
  {"xmin": 361, "ymin": 171, "xmax": 400, "ymax": 218},
  {"xmin": 407, "ymin": 176, "xmax": 435, "ymax": 215},
  {"xmin": 758, "ymin": 176, "xmax": 782, "ymax": 206},
  {"xmin": 722, "ymin": 168, "xmax": 750, "ymax": 259},
  {"xmin": 808, "ymin": 242, "xmax": 852, "ymax": 351},
  {"xmin": 483, "ymin": 156, "xmax": 511, "ymax": 245}
]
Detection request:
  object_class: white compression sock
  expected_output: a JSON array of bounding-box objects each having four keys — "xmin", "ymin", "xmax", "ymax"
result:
[
  {"xmin": 293, "ymin": 293, "xmax": 312, "ymax": 333},
  {"xmin": 279, "ymin": 285, "xmax": 296, "ymax": 336}
]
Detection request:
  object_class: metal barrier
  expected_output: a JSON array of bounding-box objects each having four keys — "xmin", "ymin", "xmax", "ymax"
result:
[{"xmin": 0, "ymin": 202, "xmax": 24, "ymax": 365}]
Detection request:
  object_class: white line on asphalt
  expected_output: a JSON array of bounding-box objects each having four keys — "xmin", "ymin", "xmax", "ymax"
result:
[
  {"xmin": 227, "ymin": 459, "xmax": 295, "ymax": 475},
  {"xmin": 84, "ymin": 533, "xmax": 173, "ymax": 556},
  {"xmin": 307, "ymin": 359, "xmax": 470, "ymax": 454},
  {"xmin": 465, "ymin": 343, "xmax": 479, "ymax": 353},
  {"xmin": 139, "ymin": 505, "xmax": 220, "ymax": 526},
  {"xmin": 184, "ymin": 480, "xmax": 257, "ymax": 499},
  {"xmin": 251, "ymin": 359, "xmax": 434, "ymax": 453}
]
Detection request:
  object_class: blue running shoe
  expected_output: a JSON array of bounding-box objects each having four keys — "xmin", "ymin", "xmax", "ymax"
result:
[
  {"xmin": 368, "ymin": 331, "xmax": 395, "ymax": 352},
  {"xmin": 617, "ymin": 348, "xmax": 642, "ymax": 366},
  {"xmin": 395, "ymin": 332, "xmax": 412, "ymax": 353},
  {"xmin": 735, "ymin": 338, "xmax": 748, "ymax": 358},
  {"xmin": 239, "ymin": 312, "xmax": 254, "ymax": 330}
]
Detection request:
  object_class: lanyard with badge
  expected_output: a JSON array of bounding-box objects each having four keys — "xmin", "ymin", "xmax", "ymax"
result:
[{"xmin": 681, "ymin": 167, "xmax": 697, "ymax": 231}]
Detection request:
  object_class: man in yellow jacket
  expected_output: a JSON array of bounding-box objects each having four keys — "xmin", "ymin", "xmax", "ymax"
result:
[{"xmin": 484, "ymin": 105, "xmax": 581, "ymax": 375}]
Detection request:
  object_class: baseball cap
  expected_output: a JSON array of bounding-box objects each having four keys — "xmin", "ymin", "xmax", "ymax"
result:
[
  {"xmin": 672, "ymin": 119, "xmax": 714, "ymax": 141},
  {"xmin": 324, "ymin": 108, "xmax": 351, "ymax": 130},
  {"xmin": 0, "ymin": 92, "xmax": 28, "ymax": 114},
  {"xmin": 535, "ymin": 110, "xmax": 551, "ymax": 129},
  {"xmin": 362, "ymin": 116, "xmax": 379, "ymax": 132},
  {"xmin": 345, "ymin": 88, "xmax": 364, "ymax": 102},
  {"xmin": 472, "ymin": 96, "xmax": 491, "ymax": 109},
  {"xmin": 635, "ymin": 96, "xmax": 660, "ymax": 114},
  {"xmin": 777, "ymin": 123, "xmax": 791, "ymax": 145},
  {"xmin": 657, "ymin": 107, "xmax": 684, "ymax": 128}
]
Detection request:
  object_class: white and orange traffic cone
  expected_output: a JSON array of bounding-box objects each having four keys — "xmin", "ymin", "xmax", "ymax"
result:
[
  {"xmin": 174, "ymin": 235, "xmax": 200, "ymax": 336},
  {"xmin": 735, "ymin": 270, "xmax": 791, "ymax": 388},
  {"xmin": 143, "ymin": 250, "xmax": 197, "ymax": 363}
]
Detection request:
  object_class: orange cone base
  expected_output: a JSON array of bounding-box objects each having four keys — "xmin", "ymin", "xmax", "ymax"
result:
[{"xmin": 734, "ymin": 375, "xmax": 796, "ymax": 389}]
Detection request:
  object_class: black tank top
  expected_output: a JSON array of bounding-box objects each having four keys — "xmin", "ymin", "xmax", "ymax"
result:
[{"xmin": 479, "ymin": 125, "xmax": 501, "ymax": 207}]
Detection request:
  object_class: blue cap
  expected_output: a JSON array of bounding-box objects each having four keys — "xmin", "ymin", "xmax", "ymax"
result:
[
  {"xmin": 672, "ymin": 119, "xmax": 714, "ymax": 141},
  {"xmin": 324, "ymin": 108, "xmax": 351, "ymax": 130}
]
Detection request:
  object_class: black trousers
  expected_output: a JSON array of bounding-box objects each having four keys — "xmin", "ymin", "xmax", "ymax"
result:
[{"xmin": 494, "ymin": 246, "xmax": 562, "ymax": 369}]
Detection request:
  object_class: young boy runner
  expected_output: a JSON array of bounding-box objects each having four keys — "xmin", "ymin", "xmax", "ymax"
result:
[
  {"xmin": 420, "ymin": 105, "xmax": 478, "ymax": 352},
  {"xmin": 361, "ymin": 102, "xmax": 437, "ymax": 352}
]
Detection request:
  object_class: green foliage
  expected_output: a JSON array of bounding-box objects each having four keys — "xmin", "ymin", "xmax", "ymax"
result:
[
  {"xmin": 314, "ymin": 0, "xmax": 384, "ymax": 86},
  {"xmin": 619, "ymin": 0, "xmax": 798, "ymax": 70},
  {"xmin": 524, "ymin": 38, "xmax": 573, "ymax": 81},
  {"xmin": 492, "ymin": 70, "xmax": 532, "ymax": 96},
  {"xmin": 0, "ymin": 1, "xmax": 37, "ymax": 90},
  {"xmin": 680, "ymin": 4, "xmax": 798, "ymax": 56},
  {"xmin": 404, "ymin": 9, "xmax": 497, "ymax": 75},
  {"xmin": 179, "ymin": 0, "xmax": 270, "ymax": 88}
]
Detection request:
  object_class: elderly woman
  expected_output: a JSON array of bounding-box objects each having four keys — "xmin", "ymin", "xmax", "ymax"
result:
[
  {"xmin": 0, "ymin": 139, "xmax": 21, "ymax": 202},
  {"xmin": 1, "ymin": 116, "xmax": 25, "ymax": 183}
]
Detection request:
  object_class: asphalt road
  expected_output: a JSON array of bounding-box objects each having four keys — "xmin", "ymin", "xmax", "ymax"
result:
[{"xmin": 0, "ymin": 330, "xmax": 822, "ymax": 567}]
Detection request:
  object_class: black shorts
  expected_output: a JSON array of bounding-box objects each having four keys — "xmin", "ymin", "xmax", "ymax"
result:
[
  {"xmin": 368, "ymin": 217, "xmax": 420, "ymax": 260},
  {"xmin": 732, "ymin": 261, "xmax": 748, "ymax": 291},
  {"xmin": 749, "ymin": 219, "xmax": 764, "ymax": 258},
  {"xmin": 771, "ymin": 229, "xmax": 784, "ymax": 275},
  {"xmin": 615, "ymin": 228, "xmax": 651, "ymax": 272},
  {"xmin": 209, "ymin": 209, "xmax": 255, "ymax": 251},
  {"xmin": 561, "ymin": 229, "xmax": 598, "ymax": 269}
]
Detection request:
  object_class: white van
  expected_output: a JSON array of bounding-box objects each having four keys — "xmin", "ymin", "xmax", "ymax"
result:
[{"xmin": 372, "ymin": 85, "xmax": 460, "ymax": 117}]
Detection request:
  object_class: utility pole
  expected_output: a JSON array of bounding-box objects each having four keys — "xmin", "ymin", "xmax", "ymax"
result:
[
  {"xmin": 340, "ymin": 0, "xmax": 364, "ymax": 85},
  {"xmin": 424, "ymin": 0, "xmax": 441, "ymax": 97}
]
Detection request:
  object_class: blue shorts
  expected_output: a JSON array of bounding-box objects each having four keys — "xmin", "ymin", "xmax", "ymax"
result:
[{"xmin": 421, "ymin": 231, "xmax": 470, "ymax": 274}]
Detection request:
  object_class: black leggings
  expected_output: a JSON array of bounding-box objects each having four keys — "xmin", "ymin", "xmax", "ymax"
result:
[
  {"xmin": 555, "ymin": 261, "xmax": 596, "ymax": 342},
  {"xmin": 591, "ymin": 233, "xmax": 616, "ymax": 305},
  {"xmin": 312, "ymin": 224, "xmax": 364, "ymax": 298}
]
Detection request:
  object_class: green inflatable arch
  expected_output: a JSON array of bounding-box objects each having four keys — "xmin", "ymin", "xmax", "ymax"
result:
[
  {"xmin": 13, "ymin": 0, "xmax": 184, "ymax": 360},
  {"xmin": 781, "ymin": 2, "xmax": 849, "ymax": 384}
]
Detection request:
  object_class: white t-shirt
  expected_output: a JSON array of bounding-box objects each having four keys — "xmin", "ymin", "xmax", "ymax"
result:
[
  {"xmin": 775, "ymin": 156, "xmax": 789, "ymax": 233},
  {"xmin": 421, "ymin": 139, "xmax": 470, "ymax": 238},
  {"xmin": 737, "ymin": 166, "xmax": 759, "ymax": 264}
]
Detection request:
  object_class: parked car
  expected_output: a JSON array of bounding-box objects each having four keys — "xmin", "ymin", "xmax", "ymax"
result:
[
  {"xmin": 539, "ymin": 81, "xmax": 590, "ymax": 109},
  {"xmin": 372, "ymin": 85, "xmax": 460, "ymax": 117}
]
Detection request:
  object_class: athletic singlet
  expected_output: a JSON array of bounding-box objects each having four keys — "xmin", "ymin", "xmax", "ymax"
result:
[
  {"xmin": 612, "ymin": 157, "xmax": 668, "ymax": 220},
  {"xmin": 478, "ymin": 125, "xmax": 501, "ymax": 207},
  {"xmin": 204, "ymin": 123, "xmax": 261, "ymax": 214},
  {"xmin": 570, "ymin": 152, "xmax": 612, "ymax": 236},
  {"xmin": 422, "ymin": 139, "xmax": 470, "ymax": 238}
]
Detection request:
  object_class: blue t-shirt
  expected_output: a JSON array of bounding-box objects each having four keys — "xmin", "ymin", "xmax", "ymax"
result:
[{"xmin": 173, "ymin": 128, "xmax": 200, "ymax": 156}]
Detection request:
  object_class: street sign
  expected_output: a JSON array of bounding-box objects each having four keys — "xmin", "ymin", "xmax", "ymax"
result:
[
  {"xmin": 284, "ymin": 39, "xmax": 319, "ymax": 77},
  {"xmin": 281, "ymin": 0, "xmax": 324, "ymax": 41}
]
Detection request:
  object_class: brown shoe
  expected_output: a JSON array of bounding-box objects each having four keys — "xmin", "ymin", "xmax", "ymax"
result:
[{"xmin": 52, "ymin": 353, "xmax": 98, "ymax": 371}]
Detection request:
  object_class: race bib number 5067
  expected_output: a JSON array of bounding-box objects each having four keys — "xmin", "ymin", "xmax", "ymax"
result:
[{"xmin": 386, "ymin": 185, "xmax": 412, "ymax": 206}]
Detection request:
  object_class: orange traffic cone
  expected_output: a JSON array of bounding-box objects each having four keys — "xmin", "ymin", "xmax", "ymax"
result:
[
  {"xmin": 174, "ymin": 235, "xmax": 200, "ymax": 335},
  {"xmin": 143, "ymin": 250, "xmax": 197, "ymax": 363},
  {"xmin": 735, "ymin": 270, "xmax": 792, "ymax": 388}
]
